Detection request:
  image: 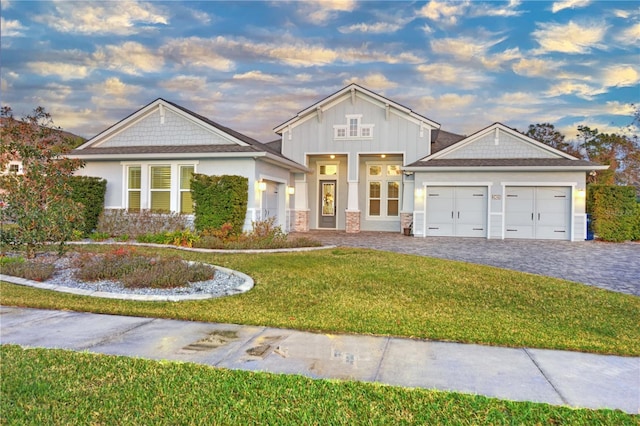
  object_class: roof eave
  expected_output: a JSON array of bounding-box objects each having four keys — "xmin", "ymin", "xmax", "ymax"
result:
[
  {"xmin": 403, "ymin": 165, "xmax": 610, "ymax": 172},
  {"xmin": 66, "ymin": 152, "xmax": 268, "ymax": 161}
]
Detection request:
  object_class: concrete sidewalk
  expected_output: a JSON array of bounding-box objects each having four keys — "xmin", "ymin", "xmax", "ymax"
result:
[{"xmin": 1, "ymin": 306, "xmax": 638, "ymax": 414}]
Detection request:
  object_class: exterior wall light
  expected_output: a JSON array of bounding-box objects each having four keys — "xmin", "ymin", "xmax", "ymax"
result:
[
  {"xmin": 287, "ymin": 186, "xmax": 295, "ymax": 195},
  {"xmin": 258, "ymin": 181, "xmax": 267, "ymax": 192},
  {"xmin": 415, "ymin": 188, "xmax": 424, "ymax": 197},
  {"xmin": 576, "ymin": 188, "xmax": 586, "ymax": 198}
]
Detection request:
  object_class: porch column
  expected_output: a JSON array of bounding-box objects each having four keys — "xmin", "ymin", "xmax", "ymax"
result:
[
  {"xmin": 294, "ymin": 177, "xmax": 309, "ymax": 232},
  {"xmin": 345, "ymin": 181, "xmax": 360, "ymax": 233},
  {"xmin": 400, "ymin": 174, "xmax": 415, "ymax": 234}
]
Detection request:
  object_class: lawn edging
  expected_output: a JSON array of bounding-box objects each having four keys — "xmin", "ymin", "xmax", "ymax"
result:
[
  {"xmin": 0, "ymin": 263, "xmax": 254, "ymax": 302},
  {"xmin": 68, "ymin": 240, "xmax": 337, "ymax": 254}
]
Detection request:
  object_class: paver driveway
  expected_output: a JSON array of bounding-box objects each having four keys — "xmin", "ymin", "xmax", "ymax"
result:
[{"xmin": 296, "ymin": 232, "xmax": 640, "ymax": 296}]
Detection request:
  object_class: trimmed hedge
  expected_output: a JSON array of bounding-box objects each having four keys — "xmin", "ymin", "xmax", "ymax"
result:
[
  {"xmin": 587, "ymin": 185, "xmax": 640, "ymax": 242},
  {"xmin": 68, "ymin": 176, "xmax": 107, "ymax": 236},
  {"xmin": 191, "ymin": 174, "xmax": 248, "ymax": 234}
]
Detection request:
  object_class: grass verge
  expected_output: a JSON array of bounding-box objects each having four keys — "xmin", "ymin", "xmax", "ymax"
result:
[
  {"xmin": 1, "ymin": 245, "xmax": 639, "ymax": 356},
  {"xmin": 2, "ymin": 345, "xmax": 636, "ymax": 425}
]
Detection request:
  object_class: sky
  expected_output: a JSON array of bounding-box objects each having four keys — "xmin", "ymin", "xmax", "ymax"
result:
[{"xmin": 1, "ymin": 0, "xmax": 639, "ymax": 143}]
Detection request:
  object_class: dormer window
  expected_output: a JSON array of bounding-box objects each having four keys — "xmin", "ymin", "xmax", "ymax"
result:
[{"xmin": 334, "ymin": 114, "xmax": 374, "ymax": 140}]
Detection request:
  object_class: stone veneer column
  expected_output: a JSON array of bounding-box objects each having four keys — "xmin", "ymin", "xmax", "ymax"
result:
[
  {"xmin": 345, "ymin": 210, "xmax": 361, "ymax": 233},
  {"xmin": 401, "ymin": 213, "xmax": 413, "ymax": 234},
  {"xmin": 294, "ymin": 209, "xmax": 310, "ymax": 232}
]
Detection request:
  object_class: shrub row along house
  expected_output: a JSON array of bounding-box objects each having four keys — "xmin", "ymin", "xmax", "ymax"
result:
[{"xmin": 69, "ymin": 84, "xmax": 607, "ymax": 241}]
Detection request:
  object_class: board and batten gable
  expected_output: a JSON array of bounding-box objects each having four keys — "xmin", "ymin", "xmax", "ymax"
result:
[{"xmin": 280, "ymin": 91, "xmax": 436, "ymax": 179}]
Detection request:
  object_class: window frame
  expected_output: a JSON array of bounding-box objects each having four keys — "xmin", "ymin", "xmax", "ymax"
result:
[
  {"xmin": 365, "ymin": 161, "xmax": 402, "ymax": 220},
  {"xmin": 122, "ymin": 161, "xmax": 198, "ymax": 214},
  {"xmin": 333, "ymin": 114, "xmax": 374, "ymax": 140}
]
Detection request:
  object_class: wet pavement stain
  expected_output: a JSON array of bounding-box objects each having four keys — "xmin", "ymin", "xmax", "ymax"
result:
[
  {"xmin": 180, "ymin": 330, "xmax": 238, "ymax": 352},
  {"xmin": 245, "ymin": 335, "xmax": 283, "ymax": 359}
]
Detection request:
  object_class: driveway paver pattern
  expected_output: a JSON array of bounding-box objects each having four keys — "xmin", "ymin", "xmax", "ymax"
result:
[{"xmin": 294, "ymin": 232, "xmax": 640, "ymax": 296}]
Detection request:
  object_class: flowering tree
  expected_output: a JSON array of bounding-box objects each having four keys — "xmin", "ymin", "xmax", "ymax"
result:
[{"xmin": 0, "ymin": 106, "xmax": 85, "ymax": 258}]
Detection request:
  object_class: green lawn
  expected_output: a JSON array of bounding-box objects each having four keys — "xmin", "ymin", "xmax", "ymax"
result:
[
  {"xmin": 2, "ymin": 245, "xmax": 639, "ymax": 356},
  {"xmin": 2, "ymin": 345, "xmax": 636, "ymax": 425}
]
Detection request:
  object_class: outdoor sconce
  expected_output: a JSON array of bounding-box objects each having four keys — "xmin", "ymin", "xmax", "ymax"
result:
[
  {"xmin": 287, "ymin": 186, "xmax": 295, "ymax": 195},
  {"xmin": 258, "ymin": 181, "xmax": 267, "ymax": 192},
  {"xmin": 415, "ymin": 188, "xmax": 424, "ymax": 197},
  {"xmin": 576, "ymin": 188, "xmax": 586, "ymax": 198}
]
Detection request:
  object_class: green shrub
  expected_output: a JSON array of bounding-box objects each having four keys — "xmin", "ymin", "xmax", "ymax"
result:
[
  {"xmin": 587, "ymin": 185, "xmax": 638, "ymax": 242},
  {"xmin": 136, "ymin": 230, "xmax": 199, "ymax": 247},
  {"xmin": 97, "ymin": 209, "xmax": 190, "ymax": 238},
  {"xmin": 89, "ymin": 232, "xmax": 110, "ymax": 242},
  {"xmin": 191, "ymin": 174, "xmax": 248, "ymax": 234},
  {"xmin": 68, "ymin": 176, "xmax": 107, "ymax": 236}
]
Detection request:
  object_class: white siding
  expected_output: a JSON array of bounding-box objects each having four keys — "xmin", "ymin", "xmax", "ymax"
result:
[
  {"xmin": 75, "ymin": 161, "xmax": 126, "ymax": 209},
  {"xmin": 281, "ymin": 93, "xmax": 434, "ymax": 171}
]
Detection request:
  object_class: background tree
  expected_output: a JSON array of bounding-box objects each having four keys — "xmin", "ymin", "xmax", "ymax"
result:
[
  {"xmin": 525, "ymin": 123, "xmax": 581, "ymax": 157},
  {"xmin": 0, "ymin": 106, "xmax": 85, "ymax": 258},
  {"xmin": 577, "ymin": 125, "xmax": 639, "ymax": 188}
]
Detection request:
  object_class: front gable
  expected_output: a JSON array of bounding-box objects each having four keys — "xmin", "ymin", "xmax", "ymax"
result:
[
  {"xmin": 430, "ymin": 123, "xmax": 575, "ymax": 161},
  {"xmin": 275, "ymin": 84, "xmax": 441, "ymax": 165},
  {"xmin": 77, "ymin": 99, "xmax": 248, "ymax": 150}
]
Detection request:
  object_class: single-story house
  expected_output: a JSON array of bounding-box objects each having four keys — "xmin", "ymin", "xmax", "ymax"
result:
[{"xmin": 70, "ymin": 84, "xmax": 607, "ymax": 240}]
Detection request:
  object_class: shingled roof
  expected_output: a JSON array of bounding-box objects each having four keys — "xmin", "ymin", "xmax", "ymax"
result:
[{"xmin": 407, "ymin": 158, "xmax": 603, "ymax": 169}]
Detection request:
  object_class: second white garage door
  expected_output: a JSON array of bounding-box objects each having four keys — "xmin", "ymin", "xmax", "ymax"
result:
[
  {"xmin": 426, "ymin": 186, "xmax": 487, "ymax": 237},
  {"xmin": 505, "ymin": 186, "xmax": 571, "ymax": 240}
]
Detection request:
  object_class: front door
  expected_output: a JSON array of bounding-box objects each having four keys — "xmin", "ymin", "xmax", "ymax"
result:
[
  {"xmin": 319, "ymin": 180, "xmax": 336, "ymax": 228},
  {"xmin": 263, "ymin": 181, "xmax": 278, "ymax": 221}
]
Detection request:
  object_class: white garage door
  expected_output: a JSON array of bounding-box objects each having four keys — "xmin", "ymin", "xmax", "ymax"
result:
[
  {"xmin": 505, "ymin": 186, "xmax": 570, "ymax": 240},
  {"xmin": 426, "ymin": 186, "xmax": 487, "ymax": 237}
]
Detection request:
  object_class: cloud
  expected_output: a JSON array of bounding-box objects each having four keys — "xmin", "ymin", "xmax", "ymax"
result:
[
  {"xmin": 233, "ymin": 70, "xmax": 280, "ymax": 83},
  {"xmin": 418, "ymin": 0, "xmax": 468, "ymax": 25},
  {"xmin": 416, "ymin": 63, "xmax": 490, "ymax": 89},
  {"xmin": 297, "ymin": 0, "xmax": 357, "ymax": 25},
  {"xmin": 159, "ymin": 75, "xmax": 208, "ymax": 92},
  {"xmin": 471, "ymin": 0, "xmax": 523, "ymax": 17},
  {"xmin": 601, "ymin": 65, "xmax": 640, "ymax": 88},
  {"xmin": 551, "ymin": 0, "xmax": 590, "ymax": 13},
  {"xmin": 532, "ymin": 20, "xmax": 608, "ymax": 54},
  {"xmin": 616, "ymin": 22, "xmax": 640, "ymax": 45},
  {"xmin": 27, "ymin": 61, "xmax": 90, "ymax": 80},
  {"xmin": 544, "ymin": 80, "xmax": 606, "ymax": 100},
  {"xmin": 93, "ymin": 42, "xmax": 164, "ymax": 75},
  {"xmin": 421, "ymin": 93, "xmax": 476, "ymax": 110},
  {"xmin": 343, "ymin": 73, "xmax": 398, "ymax": 90},
  {"xmin": 512, "ymin": 57, "xmax": 562, "ymax": 77},
  {"xmin": 34, "ymin": 0, "xmax": 168, "ymax": 35},
  {"xmin": 38, "ymin": 83, "xmax": 73, "ymax": 102},
  {"xmin": 430, "ymin": 36, "xmax": 520, "ymax": 70},
  {"xmin": 161, "ymin": 37, "xmax": 235, "ymax": 72},
  {"xmin": 160, "ymin": 35, "xmax": 421, "ymax": 69},
  {"xmin": 0, "ymin": 16, "xmax": 26, "ymax": 37},
  {"xmin": 89, "ymin": 77, "xmax": 142, "ymax": 108},
  {"xmin": 339, "ymin": 21, "xmax": 404, "ymax": 34}
]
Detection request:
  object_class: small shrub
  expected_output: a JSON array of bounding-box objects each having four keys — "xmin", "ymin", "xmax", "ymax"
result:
[
  {"xmin": 116, "ymin": 234, "xmax": 130, "ymax": 242},
  {"xmin": 89, "ymin": 232, "xmax": 110, "ymax": 242},
  {"xmin": 2, "ymin": 259, "xmax": 55, "ymax": 282},
  {"xmin": 193, "ymin": 219, "xmax": 321, "ymax": 250}
]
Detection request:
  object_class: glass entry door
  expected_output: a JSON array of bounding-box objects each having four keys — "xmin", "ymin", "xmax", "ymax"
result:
[{"xmin": 319, "ymin": 180, "xmax": 336, "ymax": 228}]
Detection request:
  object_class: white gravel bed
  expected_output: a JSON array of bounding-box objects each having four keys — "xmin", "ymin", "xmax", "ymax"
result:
[{"xmin": 43, "ymin": 256, "xmax": 246, "ymax": 297}]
